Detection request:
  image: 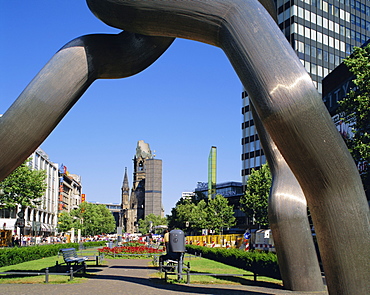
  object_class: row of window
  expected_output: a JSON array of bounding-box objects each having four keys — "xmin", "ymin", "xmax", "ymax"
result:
[
  {"xmin": 241, "ymin": 134, "xmax": 259, "ymax": 145},
  {"xmin": 278, "ymin": 0, "xmax": 370, "ymax": 17},
  {"xmin": 296, "ymin": 40, "xmax": 344, "ymax": 64},
  {"xmin": 279, "ymin": 4, "xmax": 351, "ymax": 24},
  {"xmin": 241, "ymin": 156, "xmax": 266, "ymax": 176},
  {"xmin": 280, "ymin": 6, "xmax": 370, "ymax": 45},
  {"xmin": 293, "ymin": 23, "xmax": 347, "ymax": 51},
  {"xmin": 350, "ymin": 14, "xmax": 370, "ymax": 31},
  {"xmin": 349, "ymin": 0, "xmax": 370, "ymax": 16},
  {"xmin": 303, "ymin": 0, "xmax": 370, "ymax": 17}
]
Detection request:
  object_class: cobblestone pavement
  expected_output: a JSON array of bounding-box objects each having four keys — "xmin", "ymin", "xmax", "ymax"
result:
[{"xmin": 0, "ymin": 259, "xmax": 328, "ymax": 295}]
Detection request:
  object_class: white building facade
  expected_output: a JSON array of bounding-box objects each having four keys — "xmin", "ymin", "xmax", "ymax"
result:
[{"xmin": 0, "ymin": 148, "xmax": 59, "ymax": 236}]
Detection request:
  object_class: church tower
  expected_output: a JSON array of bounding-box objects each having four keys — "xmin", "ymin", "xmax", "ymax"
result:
[
  {"xmin": 120, "ymin": 167, "xmax": 130, "ymax": 230},
  {"xmin": 121, "ymin": 167, "xmax": 130, "ymax": 210},
  {"xmin": 125, "ymin": 140, "xmax": 163, "ymax": 233}
]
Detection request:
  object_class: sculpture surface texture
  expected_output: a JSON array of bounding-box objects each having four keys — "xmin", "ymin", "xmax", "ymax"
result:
[{"xmin": 0, "ymin": 1, "xmax": 369, "ymax": 293}]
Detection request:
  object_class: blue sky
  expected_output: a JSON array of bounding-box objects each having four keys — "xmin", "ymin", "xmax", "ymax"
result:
[{"xmin": 0, "ymin": 2, "xmax": 243, "ymax": 215}]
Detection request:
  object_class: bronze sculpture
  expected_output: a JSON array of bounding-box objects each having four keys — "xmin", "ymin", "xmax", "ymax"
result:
[{"xmin": 0, "ymin": 1, "xmax": 368, "ymax": 293}]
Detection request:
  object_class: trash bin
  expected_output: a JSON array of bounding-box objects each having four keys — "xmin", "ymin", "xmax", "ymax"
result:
[
  {"xmin": 108, "ymin": 241, "xmax": 113, "ymax": 248},
  {"xmin": 169, "ymin": 229, "xmax": 185, "ymax": 253}
]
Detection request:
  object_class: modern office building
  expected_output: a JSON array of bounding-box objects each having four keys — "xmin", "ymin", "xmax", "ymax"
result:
[{"xmin": 242, "ymin": 0, "xmax": 370, "ymax": 185}]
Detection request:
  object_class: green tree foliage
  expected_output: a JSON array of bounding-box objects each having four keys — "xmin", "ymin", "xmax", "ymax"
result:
[
  {"xmin": 138, "ymin": 213, "xmax": 168, "ymax": 234},
  {"xmin": 168, "ymin": 195, "xmax": 236, "ymax": 234},
  {"xmin": 205, "ymin": 195, "xmax": 236, "ymax": 234},
  {"xmin": 57, "ymin": 211, "xmax": 75, "ymax": 233},
  {"xmin": 0, "ymin": 159, "xmax": 47, "ymax": 209},
  {"xmin": 240, "ymin": 164, "xmax": 271, "ymax": 227},
  {"xmin": 338, "ymin": 43, "xmax": 370, "ymax": 197},
  {"xmin": 57, "ymin": 202, "xmax": 116, "ymax": 236}
]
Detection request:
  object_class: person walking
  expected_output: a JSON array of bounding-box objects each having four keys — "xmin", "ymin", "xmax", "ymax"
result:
[{"xmin": 164, "ymin": 229, "xmax": 170, "ymax": 253}]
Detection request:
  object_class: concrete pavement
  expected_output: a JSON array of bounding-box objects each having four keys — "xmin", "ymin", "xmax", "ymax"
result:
[{"xmin": 0, "ymin": 258, "xmax": 328, "ymax": 295}]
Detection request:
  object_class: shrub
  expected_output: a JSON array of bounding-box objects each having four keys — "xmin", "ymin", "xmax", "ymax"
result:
[
  {"xmin": 0, "ymin": 241, "xmax": 104, "ymax": 267},
  {"xmin": 186, "ymin": 245, "xmax": 281, "ymax": 279}
]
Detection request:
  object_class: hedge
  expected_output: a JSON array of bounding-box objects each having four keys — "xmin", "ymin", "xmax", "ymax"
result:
[
  {"xmin": 186, "ymin": 245, "xmax": 281, "ymax": 279},
  {"xmin": 0, "ymin": 241, "xmax": 106, "ymax": 267}
]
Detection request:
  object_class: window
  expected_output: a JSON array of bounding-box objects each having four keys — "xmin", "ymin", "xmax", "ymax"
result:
[
  {"xmin": 329, "ymin": 53, "xmax": 335, "ymax": 64},
  {"xmin": 311, "ymin": 12, "xmax": 316, "ymax": 24},
  {"xmin": 305, "ymin": 9, "xmax": 310, "ymax": 21},
  {"xmin": 335, "ymin": 39, "xmax": 340, "ymax": 50},
  {"xmin": 323, "ymin": 1, "xmax": 328, "ymax": 12},
  {"xmin": 312, "ymin": 63, "xmax": 317, "ymax": 75},
  {"xmin": 329, "ymin": 36, "xmax": 334, "ymax": 47},
  {"xmin": 298, "ymin": 7, "xmax": 304, "ymax": 19},
  {"xmin": 323, "ymin": 68, "xmax": 329, "ymax": 76},
  {"xmin": 323, "ymin": 34, "xmax": 328, "ymax": 45},
  {"xmin": 317, "ymin": 15, "xmax": 323, "ymax": 26},
  {"xmin": 317, "ymin": 48, "xmax": 323, "ymax": 60},
  {"xmin": 335, "ymin": 23, "xmax": 340, "ymax": 34},
  {"xmin": 323, "ymin": 18, "xmax": 328, "ymax": 29},
  {"xmin": 305, "ymin": 61, "xmax": 311, "ymax": 72},
  {"xmin": 317, "ymin": 65, "xmax": 323, "ymax": 76},
  {"xmin": 340, "ymin": 8, "xmax": 345, "ymax": 20},
  {"xmin": 317, "ymin": 31, "xmax": 323, "ymax": 43},
  {"xmin": 311, "ymin": 45, "xmax": 317, "ymax": 58},
  {"xmin": 305, "ymin": 27, "xmax": 311, "ymax": 38},
  {"xmin": 334, "ymin": 6, "xmax": 339, "ymax": 17},
  {"xmin": 323, "ymin": 50, "xmax": 329, "ymax": 62},
  {"xmin": 340, "ymin": 25, "xmax": 345, "ymax": 36},
  {"xmin": 311, "ymin": 28, "xmax": 317, "ymax": 41},
  {"xmin": 305, "ymin": 44, "xmax": 311, "ymax": 56}
]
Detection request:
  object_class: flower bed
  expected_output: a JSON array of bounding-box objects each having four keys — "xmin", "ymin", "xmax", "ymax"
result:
[{"xmin": 98, "ymin": 241, "xmax": 165, "ymax": 257}]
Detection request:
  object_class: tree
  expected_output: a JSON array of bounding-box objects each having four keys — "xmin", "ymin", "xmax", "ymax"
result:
[
  {"xmin": 57, "ymin": 202, "xmax": 116, "ymax": 236},
  {"xmin": 0, "ymin": 159, "xmax": 47, "ymax": 210},
  {"xmin": 205, "ymin": 194, "xmax": 236, "ymax": 234},
  {"xmin": 138, "ymin": 213, "xmax": 167, "ymax": 234},
  {"xmin": 168, "ymin": 195, "xmax": 236, "ymax": 234},
  {"xmin": 57, "ymin": 211, "xmax": 76, "ymax": 233},
  {"xmin": 170, "ymin": 198, "xmax": 208, "ymax": 233},
  {"xmin": 240, "ymin": 164, "xmax": 271, "ymax": 227},
  {"xmin": 338, "ymin": 43, "xmax": 370, "ymax": 198}
]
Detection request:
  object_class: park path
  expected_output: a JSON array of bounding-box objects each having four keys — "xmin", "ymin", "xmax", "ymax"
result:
[{"xmin": 0, "ymin": 258, "xmax": 328, "ymax": 295}]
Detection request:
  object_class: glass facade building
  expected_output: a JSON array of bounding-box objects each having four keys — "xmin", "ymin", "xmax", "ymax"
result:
[
  {"xmin": 241, "ymin": 0, "xmax": 370, "ymax": 185},
  {"xmin": 208, "ymin": 146, "xmax": 217, "ymax": 199}
]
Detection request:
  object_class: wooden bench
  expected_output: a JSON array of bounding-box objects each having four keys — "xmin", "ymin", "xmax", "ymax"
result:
[{"xmin": 59, "ymin": 248, "xmax": 88, "ymax": 266}]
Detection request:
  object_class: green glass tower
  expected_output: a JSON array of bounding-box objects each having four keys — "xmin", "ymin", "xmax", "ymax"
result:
[{"xmin": 208, "ymin": 146, "xmax": 217, "ymax": 199}]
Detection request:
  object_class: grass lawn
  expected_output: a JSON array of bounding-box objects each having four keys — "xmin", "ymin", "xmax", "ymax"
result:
[
  {"xmin": 0, "ymin": 248, "xmax": 103, "ymax": 284},
  {"xmin": 154, "ymin": 255, "xmax": 283, "ymax": 287}
]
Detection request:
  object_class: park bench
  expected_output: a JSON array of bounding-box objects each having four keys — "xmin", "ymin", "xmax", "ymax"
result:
[{"xmin": 59, "ymin": 248, "xmax": 88, "ymax": 266}]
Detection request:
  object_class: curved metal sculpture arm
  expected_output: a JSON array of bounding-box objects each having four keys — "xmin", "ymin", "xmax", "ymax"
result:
[
  {"xmin": 87, "ymin": 1, "xmax": 369, "ymax": 293},
  {"xmin": 251, "ymin": 102, "xmax": 323, "ymax": 291},
  {"xmin": 0, "ymin": 32, "xmax": 174, "ymax": 180}
]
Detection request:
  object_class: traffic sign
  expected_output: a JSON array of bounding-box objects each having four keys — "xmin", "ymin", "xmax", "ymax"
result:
[
  {"xmin": 244, "ymin": 232, "xmax": 251, "ymax": 240},
  {"xmin": 16, "ymin": 218, "xmax": 25, "ymax": 228},
  {"xmin": 17, "ymin": 211, "xmax": 24, "ymax": 218}
]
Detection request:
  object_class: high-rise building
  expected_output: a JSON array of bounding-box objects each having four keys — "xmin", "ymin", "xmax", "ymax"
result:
[
  {"xmin": 242, "ymin": 0, "xmax": 370, "ymax": 184},
  {"xmin": 208, "ymin": 146, "xmax": 217, "ymax": 199}
]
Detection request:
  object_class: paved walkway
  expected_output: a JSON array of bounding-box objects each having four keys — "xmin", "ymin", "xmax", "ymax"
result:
[{"xmin": 0, "ymin": 259, "xmax": 328, "ymax": 295}]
